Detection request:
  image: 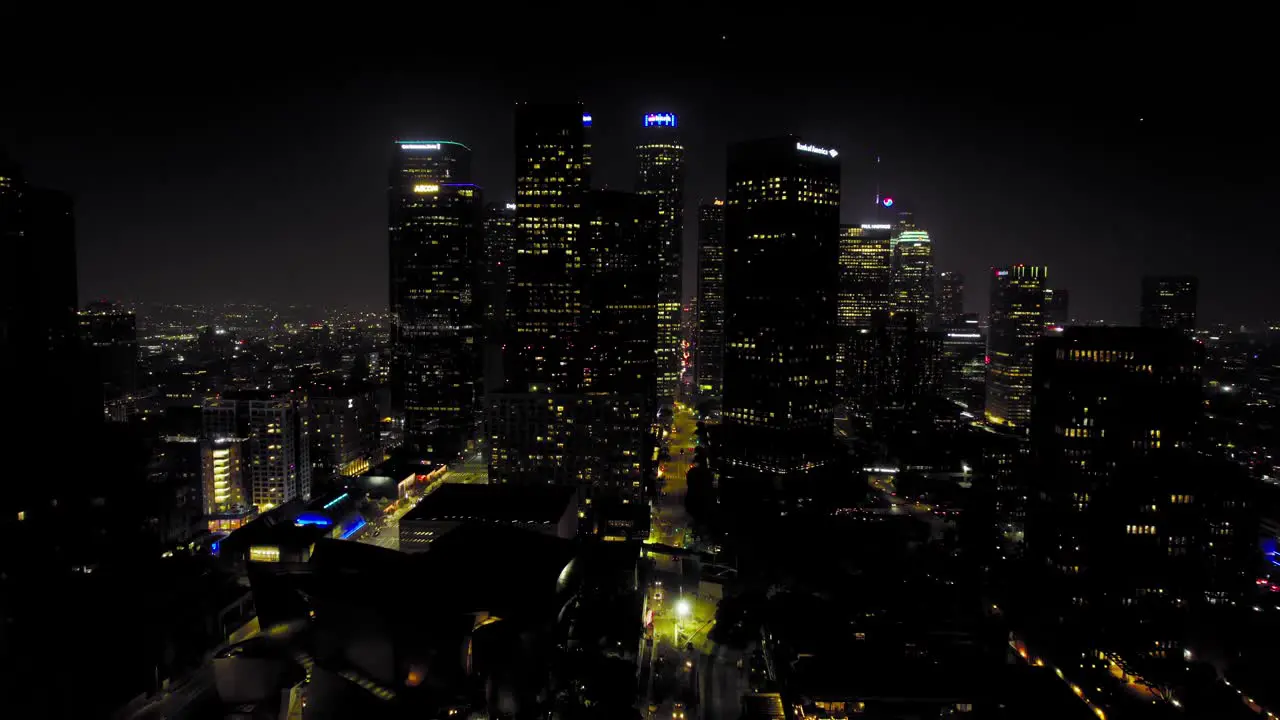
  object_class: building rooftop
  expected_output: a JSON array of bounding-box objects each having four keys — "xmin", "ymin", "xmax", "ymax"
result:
[{"xmin": 402, "ymin": 483, "xmax": 576, "ymax": 525}]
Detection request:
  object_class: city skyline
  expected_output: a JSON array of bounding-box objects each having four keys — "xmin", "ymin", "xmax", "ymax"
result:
[{"xmin": 4, "ymin": 24, "xmax": 1275, "ymax": 326}]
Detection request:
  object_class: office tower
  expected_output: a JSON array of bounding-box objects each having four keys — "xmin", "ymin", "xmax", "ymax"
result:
[
  {"xmin": 890, "ymin": 212, "xmax": 935, "ymax": 327},
  {"xmin": 1140, "ymin": 275, "xmax": 1198, "ymax": 331},
  {"xmin": 489, "ymin": 190, "xmax": 657, "ymax": 503},
  {"xmin": 79, "ymin": 300, "xmax": 138, "ymax": 420},
  {"xmin": 696, "ymin": 201, "xmax": 726, "ymax": 398},
  {"xmin": 937, "ymin": 271, "xmax": 965, "ymax": 326},
  {"xmin": 481, "ymin": 201, "xmax": 516, "ymax": 396},
  {"xmin": 309, "ymin": 383, "xmax": 380, "ymax": 481},
  {"xmin": 580, "ymin": 190, "xmax": 659, "ymax": 415},
  {"xmin": 836, "ymin": 224, "xmax": 893, "ymax": 399},
  {"xmin": 389, "ymin": 139, "xmax": 483, "ymax": 463},
  {"xmin": 1031, "ymin": 328, "xmax": 1248, "ymax": 670},
  {"xmin": 506, "ymin": 103, "xmax": 589, "ymax": 393},
  {"xmin": 202, "ymin": 393, "xmax": 312, "ymax": 511},
  {"xmin": 985, "ymin": 265, "xmax": 1047, "ymax": 429},
  {"xmin": 722, "ymin": 137, "xmax": 839, "ymax": 490},
  {"xmin": 940, "ymin": 313, "xmax": 986, "ymax": 408},
  {"xmin": 838, "ymin": 224, "xmax": 894, "ymax": 328},
  {"xmin": 1044, "ymin": 286, "xmax": 1070, "ymax": 329},
  {"xmin": 844, "ymin": 310, "xmax": 943, "ymax": 410},
  {"xmin": 635, "ymin": 112, "xmax": 685, "ymax": 412}
]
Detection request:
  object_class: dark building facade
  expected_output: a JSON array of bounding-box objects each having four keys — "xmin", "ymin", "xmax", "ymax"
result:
[
  {"xmin": 1030, "ymin": 327, "xmax": 1250, "ymax": 673},
  {"xmin": 581, "ymin": 190, "xmax": 659, "ymax": 418},
  {"xmin": 78, "ymin": 300, "xmax": 138, "ymax": 420},
  {"xmin": 939, "ymin": 314, "xmax": 985, "ymax": 409},
  {"xmin": 481, "ymin": 201, "xmax": 516, "ymax": 396},
  {"xmin": 1, "ymin": 159, "xmax": 100, "ymax": 526},
  {"xmin": 843, "ymin": 311, "xmax": 943, "ymax": 410},
  {"xmin": 1044, "ymin": 286, "xmax": 1070, "ymax": 328},
  {"xmin": 635, "ymin": 112, "xmax": 684, "ymax": 411},
  {"xmin": 722, "ymin": 137, "xmax": 839, "ymax": 489},
  {"xmin": 309, "ymin": 383, "xmax": 381, "ymax": 483},
  {"xmin": 389, "ymin": 140, "xmax": 483, "ymax": 463},
  {"xmin": 1140, "ymin": 275, "xmax": 1198, "ymax": 331},
  {"xmin": 696, "ymin": 201, "xmax": 726, "ymax": 398},
  {"xmin": 936, "ymin": 271, "xmax": 965, "ymax": 326},
  {"xmin": 985, "ymin": 265, "xmax": 1047, "ymax": 430}
]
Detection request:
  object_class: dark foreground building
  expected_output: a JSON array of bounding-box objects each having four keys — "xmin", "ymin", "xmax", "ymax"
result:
[
  {"xmin": 1028, "ymin": 327, "xmax": 1253, "ymax": 691},
  {"xmin": 721, "ymin": 137, "xmax": 840, "ymax": 495}
]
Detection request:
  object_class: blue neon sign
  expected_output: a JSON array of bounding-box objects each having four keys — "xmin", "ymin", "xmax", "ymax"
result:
[
  {"xmin": 582, "ymin": 113, "xmax": 592, "ymax": 127},
  {"xmin": 323, "ymin": 492, "xmax": 349, "ymax": 510},
  {"xmin": 340, "ymin": 518, "xmax": 367, "ymax": 540},
  {"xmin": 643, "ymin": 113, "xmax": 677, "ymax": 128},
  {"xmin": 295, "ymin": 513, "xmax": 332, "ymax": 528}
]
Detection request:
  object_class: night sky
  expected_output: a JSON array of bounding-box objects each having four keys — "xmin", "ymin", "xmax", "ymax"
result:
[{"xmin": 4, "ymin": 17, "xmax": 1274, "ymax": 325}]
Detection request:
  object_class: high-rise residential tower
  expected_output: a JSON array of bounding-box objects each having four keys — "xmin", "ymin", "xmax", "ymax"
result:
[
  {"xmin": 721, "ymin": 137, "xmax": 839, "ymax": 491},
  {"xmin": 1140, "ymin": 275, "xmax": 1197, "ymax": 331},
  {"xmin": 202, "ymin": 392, "xmax": 312, "ymax": 511},
  {"xmin": 890, "ymin": 212, "xmax": 935, "ymax": 327},
  {"xmin": 696, "ymin": 200, "xmax": 726, "ymax": 398},
  {"xmin": 389, "ymin": 140, "xmax": 483, "ymax": 463},
  {"xmin": 937, "ymin": 271, "xmax": 965, "ymax": 326},
  {"xmin": 985, "ymin": 264, "xmax": 1047, "ymax": 429},
  {"xmin": 635, "ymin": 112, "xmax": 684, "ymax": 413}
]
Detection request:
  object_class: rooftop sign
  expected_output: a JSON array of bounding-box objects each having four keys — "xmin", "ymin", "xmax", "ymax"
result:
[
  {"xmin": 796, "ymin": 142, "xmax": 838, "ymax": 158},
  {"xmin": 644, "ymin": 113, "xmax": 677, "ymax": 127}
]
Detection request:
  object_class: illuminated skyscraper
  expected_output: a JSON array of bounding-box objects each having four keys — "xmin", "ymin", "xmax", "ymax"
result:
[
  {"xmin": 985, "ymin": 264, "xmax": 1047, "ymax": 429},
  {"xmin": 389, "ymin": 140, "xmax": 483, "ymax": 462},
  {"xmin": 696, "ymin": 201, "xmax": 726, "ymax": 398},
  {"xmin": 489, "ymin": 105, "xmax": 653, "ymax": 506},
  {"xmin": 890, "ymin": 212, "xmax": 935, "ymax": 326},
  {"xmin": 1140, "ymin": 275, "xmax": 1197, "ymax": 331},
  {"xmin": 937, "ymin": 271, "xmax": 965, "ymax": 326},
  {"xmin": 837, "ymin": 224, "xmax": 893, "ymax": 328},
  {"xmin": 722, "ymin": 137, "xmax": 839, "ymax": 490},
  {"xmin": 506, "ymin": 103, "xmax": 589, "ymax": 392},
  {"xmin": 488, "ymin": 189, "xmax": 656, "ymax": 503},
  {"xmin": 635, "ymin": 112, "xmax": 684, "ymax": 412}
]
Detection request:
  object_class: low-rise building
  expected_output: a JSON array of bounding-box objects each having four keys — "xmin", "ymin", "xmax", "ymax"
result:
[{"xmin": 399, "ymin": 484, "xmax": 577, "ymax": 552}]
